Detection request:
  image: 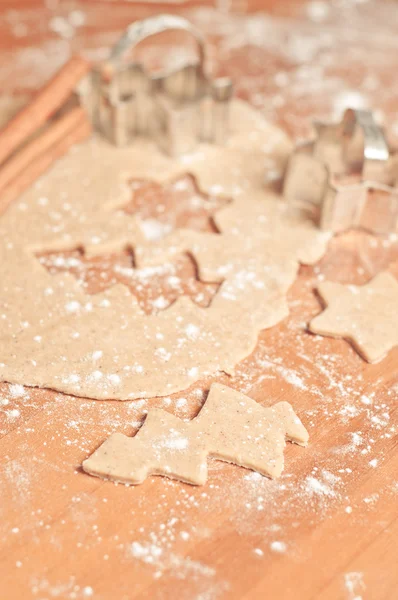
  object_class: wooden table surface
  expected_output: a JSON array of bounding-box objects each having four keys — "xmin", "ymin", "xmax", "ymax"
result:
[{"xmin": 0, "ymin": 1, "xmax": 397, "ymax": 599}]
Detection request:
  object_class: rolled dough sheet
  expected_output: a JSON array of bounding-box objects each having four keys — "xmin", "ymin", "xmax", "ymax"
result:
[{"xmin": 0, "ymin": 99, "xmax": 330, "ymax": 399}]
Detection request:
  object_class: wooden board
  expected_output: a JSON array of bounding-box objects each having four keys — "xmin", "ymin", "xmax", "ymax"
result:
[{"xmin": 0, "ymin": 2, "xmax": 397, "ymax": 599}]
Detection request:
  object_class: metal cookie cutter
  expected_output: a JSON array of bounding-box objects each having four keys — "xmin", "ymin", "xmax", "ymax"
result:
[
  {"xmin": 77, "ymin": 14, "xmax": 234, "ymax": 157},
  {"xmin": 283, "ymin": 108, "xmax": 398, "ymax": 234}
]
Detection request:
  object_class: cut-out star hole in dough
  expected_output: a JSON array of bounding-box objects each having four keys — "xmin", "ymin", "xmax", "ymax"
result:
[
  {"xmin": 125, "ymin": 173, "xmax": 231, "ymax": 238},
  {"xmin": 82, "ymin": 383, "xmax": 309, "ymax": 485},
  {"xmin": 37, "ymin": 248, "xmax": 221, "ymax": 315},
  {"xmin": 309, "ymin": 271, "xmax": 398, "ymax": 363}
]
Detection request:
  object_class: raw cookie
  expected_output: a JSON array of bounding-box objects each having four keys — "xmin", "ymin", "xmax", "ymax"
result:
[
  {"xmin": 82, "ymin": 383, "xmax": 309, "ymax": 485},
  {"xmin": 309, "ymin": 271, "xmax": 398, "ymax": 363},
  {"xmin": 0, "ymin": 99, "xmax": 330, "ymax": 400}
]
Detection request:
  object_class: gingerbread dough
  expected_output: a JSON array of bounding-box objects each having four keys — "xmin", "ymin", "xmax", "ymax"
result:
[
  {"xmin": 309, "ymin": 271, "xmax": 398, "ymax": 363},
  {"xmin": 83, "ymin": 383, "xmax": 309, "ymax": 485},
  {"xmin": 0, "ymin": 99, "xmax": 330, "ymax": 399}
]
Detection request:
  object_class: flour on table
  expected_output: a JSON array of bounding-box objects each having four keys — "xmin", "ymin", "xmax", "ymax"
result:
[{"xmin": 0, "ymin": 99, "xmax": 330, "ymax": 400}]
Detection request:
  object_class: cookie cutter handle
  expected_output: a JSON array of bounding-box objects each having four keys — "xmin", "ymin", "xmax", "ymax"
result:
[
  {"xmin": 107, "ymin": 14, "xmax": 207, "ymax": 75},
  {"xmin": 342, "ymin": 108, "xmax": 390, "ymax": 181}
]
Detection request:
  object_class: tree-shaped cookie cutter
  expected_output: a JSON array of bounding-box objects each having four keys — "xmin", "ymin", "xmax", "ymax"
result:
[
  {"xmin": 77, "ymin": 14, "xmax": 233, "ymax": 157},
  {"xmin": 283, "ymin": 108, "xmax": 398, "ymax": 233}
]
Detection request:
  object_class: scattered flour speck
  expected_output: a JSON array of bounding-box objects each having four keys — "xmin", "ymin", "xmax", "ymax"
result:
[{"xmin": 270, "ymin": 541, "xmax": 286, "ymax": 553}]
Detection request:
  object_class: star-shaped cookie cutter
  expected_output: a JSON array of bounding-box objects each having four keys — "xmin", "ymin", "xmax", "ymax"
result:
[
  {"xmin": 76, "ymin": 14, "xmax": 234, "ymax": 157},
  {"xmin": 283, "ymin": 108, "xmax": 398, "ymax": 234}
]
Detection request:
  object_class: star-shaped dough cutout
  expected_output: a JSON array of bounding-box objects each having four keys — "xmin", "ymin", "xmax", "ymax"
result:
[{"xmin": 309, "ymin": 271, "xmax": 398, "ymax": 363}]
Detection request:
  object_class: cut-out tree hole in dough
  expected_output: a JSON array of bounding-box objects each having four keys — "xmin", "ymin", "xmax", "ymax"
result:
[
  {"xmin": 37, "ymin": 248, "xmax": 221, "ymax": 315},
  {"xmin": 0, "ymin": 99, "xmax": 330, "ymax": 400}
]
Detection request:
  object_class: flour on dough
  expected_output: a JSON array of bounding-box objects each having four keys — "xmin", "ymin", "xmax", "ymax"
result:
[
  {"xmin": 309, "ymin": 271, "xmax": 398, "ymax": 363},
  {"xmin": 0, "ymin": 99, "xmax": 330, "ymax": 399},
  {"xmin": 83, "ymin": 383, "xmax": 309, "ymax": 485}
]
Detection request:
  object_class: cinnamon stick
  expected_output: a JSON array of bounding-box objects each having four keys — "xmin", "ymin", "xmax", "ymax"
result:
[
  {"xmin": 0, "ymin": 118, "xmax": 92, "ymax": 216},
  {"xmin": 0, "ymin": 55, "xmax": 91, "ymax": 167},
  {"xmin": 0, "ymin": 106, "xmax": 87, "ymax": 195}
]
